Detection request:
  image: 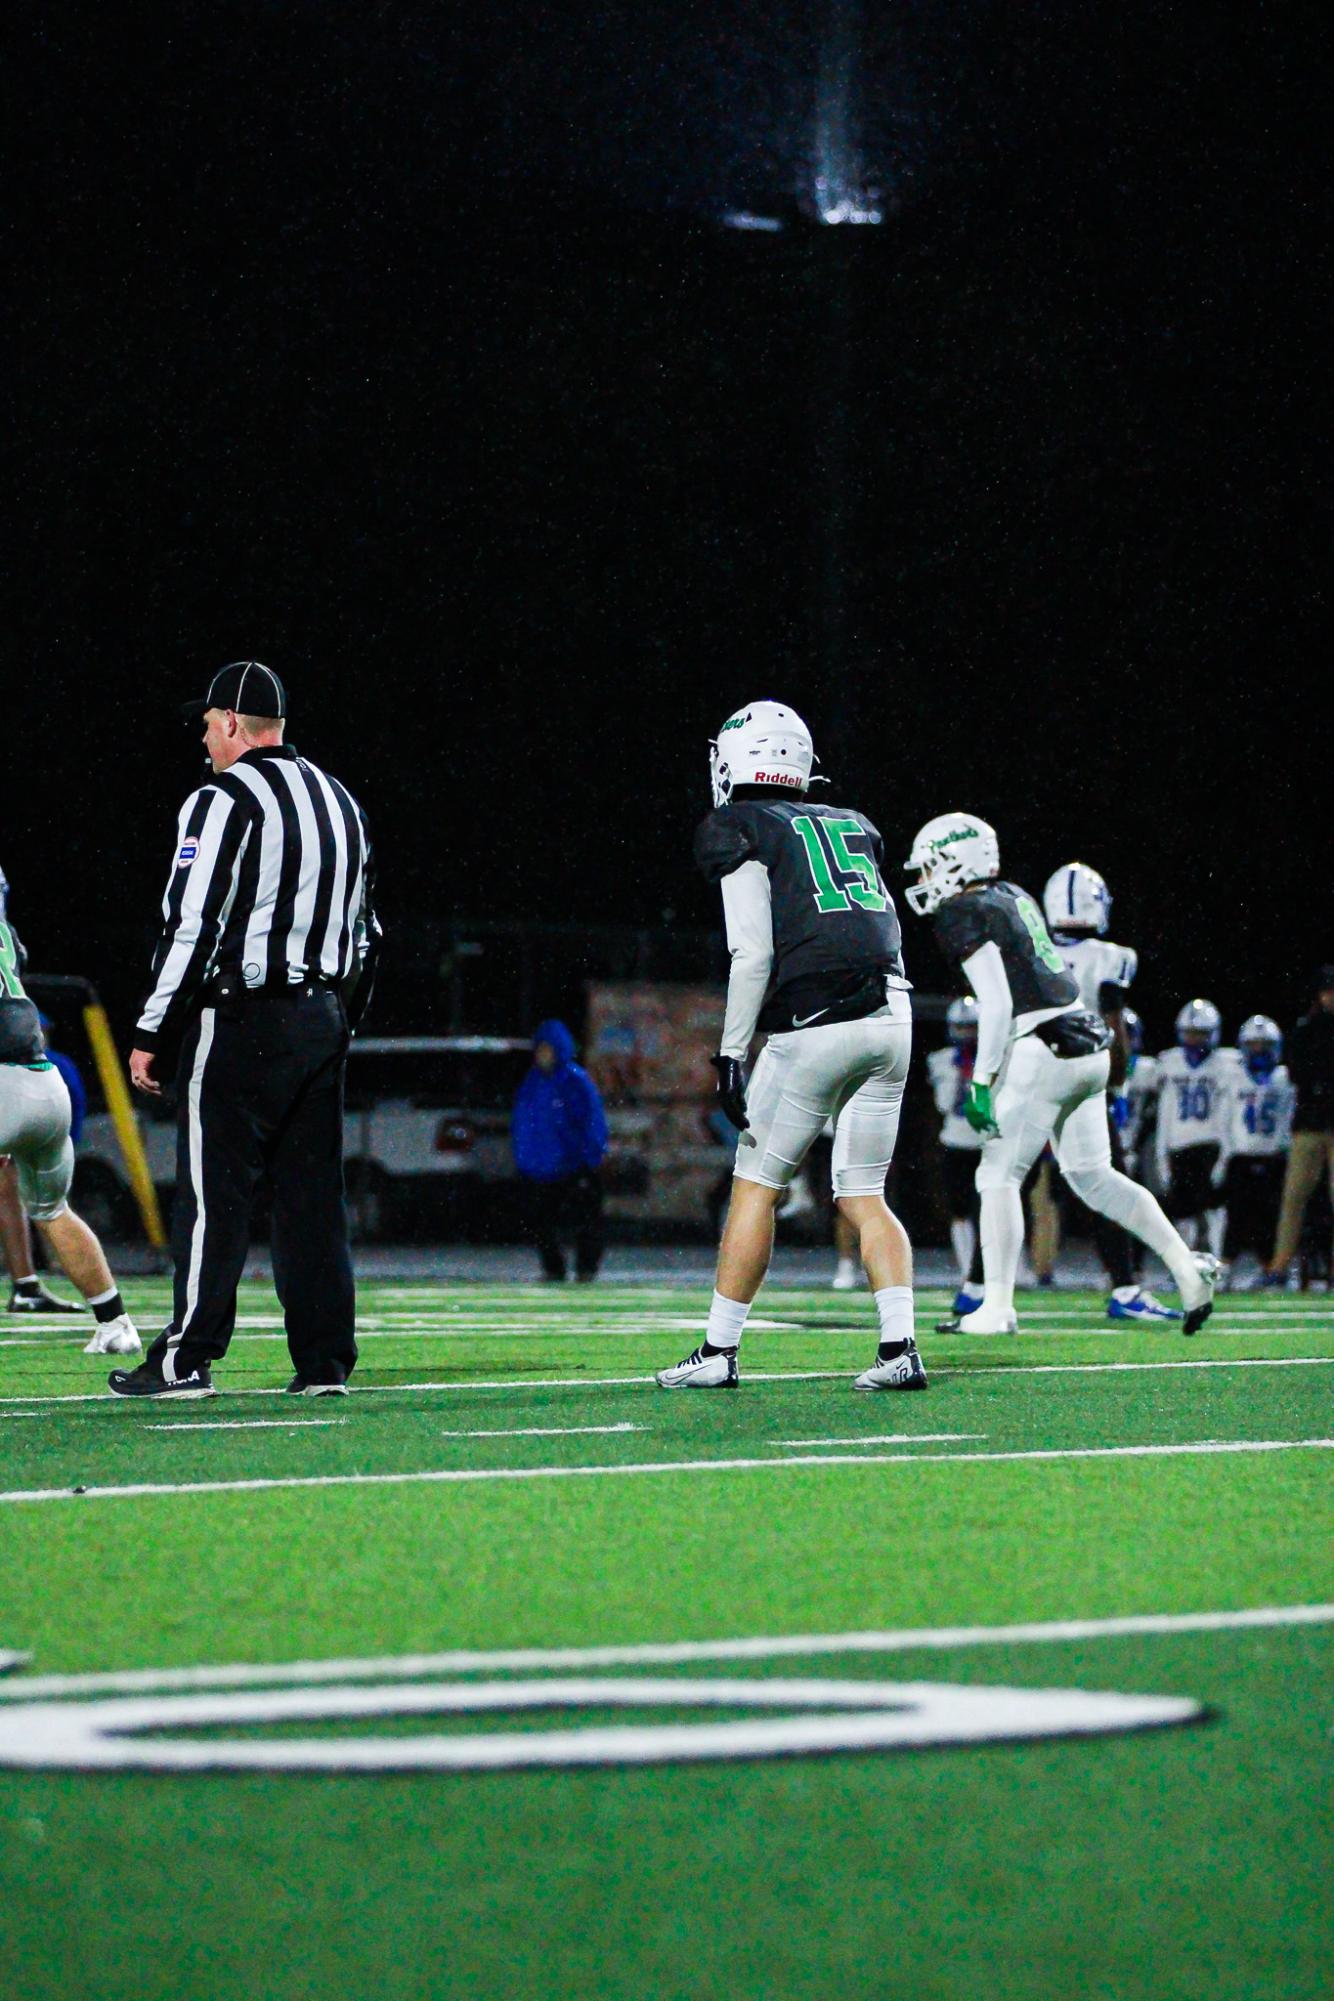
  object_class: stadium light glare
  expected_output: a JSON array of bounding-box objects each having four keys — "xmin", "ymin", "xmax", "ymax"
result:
[
  {"xmin": 811, "ymin": 0, "xmax": 881, "ymax": 225},
  {"xmin": 814, "ymin": 190, "xmax": 882, "ymax": 226},
  {"xmin": 721, "ymin": 211, "xmax": 785, "ymax": 233}
]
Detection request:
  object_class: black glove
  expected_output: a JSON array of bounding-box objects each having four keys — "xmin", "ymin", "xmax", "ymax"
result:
[{"xmin": 710, "ymin": 1054, "xmax": 750, "ymax": 1132}]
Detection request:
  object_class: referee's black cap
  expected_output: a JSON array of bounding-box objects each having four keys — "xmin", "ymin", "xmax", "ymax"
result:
[{"xmin": 181, "ymin": 660, "xmax": 288, "ymax": 723}]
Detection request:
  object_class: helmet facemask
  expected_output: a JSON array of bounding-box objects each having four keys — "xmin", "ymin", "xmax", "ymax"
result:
[
  {"xmin": 709, "ymin": 740, "xmax": 734, "ymax": 809},
  {"xmin": 905, "ymin": 852, "xmax": 964, "ymax": 916}
]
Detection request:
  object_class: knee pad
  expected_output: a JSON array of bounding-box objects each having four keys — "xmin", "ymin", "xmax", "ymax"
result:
[
  {"xmin": 25, "ymin": 1198, "xmax": 70, "ymax": 1224},
  {"xmin": 975, "ymin": 1152, "xmax": 1025, "ymax": 1194},
  {"xmin": 1064, "ymin": 1165, "xmax": 1121, "ymax": 1215}
]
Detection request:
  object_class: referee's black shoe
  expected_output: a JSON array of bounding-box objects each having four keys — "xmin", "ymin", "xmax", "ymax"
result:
[
  {"xmin": 285, "ymin": 1369, "xmax": 349, "ymax": 1397},
  {"xmin": 108, "ymin": 1361, "xmax": 215, "ymax": 1399}
]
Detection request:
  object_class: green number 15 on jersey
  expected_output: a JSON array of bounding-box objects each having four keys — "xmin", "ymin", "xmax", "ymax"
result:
[{"xmin": 792, "ymin": 816, "xmax": 889, "ymax": 914}]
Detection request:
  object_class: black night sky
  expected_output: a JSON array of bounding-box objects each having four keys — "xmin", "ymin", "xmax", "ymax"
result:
[{"xmin": 10, "ymin": 1, "xmax": 1328, "ymax": 1046}]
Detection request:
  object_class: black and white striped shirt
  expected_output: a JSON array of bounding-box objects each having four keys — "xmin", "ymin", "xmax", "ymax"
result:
[{"xmin": 136, "ymin": 745, "xmax": 380, "ymax": 1050}]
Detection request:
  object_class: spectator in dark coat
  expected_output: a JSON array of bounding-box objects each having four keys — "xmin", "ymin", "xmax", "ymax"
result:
[
  {"xmin": 511, "ymin": 1019, "xmax": 609, "ymax": 1281},
  {"xmin": 1266, "ymin": 968, "xmax": 1334, "ymax": 1284}
]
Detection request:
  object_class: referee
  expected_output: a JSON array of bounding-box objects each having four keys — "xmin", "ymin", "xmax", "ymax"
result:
[{"xmin": 111, "ymin": 661, "xmax": 381, "ymax": 1400}]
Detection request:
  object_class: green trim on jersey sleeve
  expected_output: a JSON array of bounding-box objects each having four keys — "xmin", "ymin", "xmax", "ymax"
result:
[{"xmin": 0, "ymin": 922, "xmax": 27, "ymax": 1001}]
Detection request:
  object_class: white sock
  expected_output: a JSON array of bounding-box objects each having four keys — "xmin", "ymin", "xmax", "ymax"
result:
[
  {"xmin": 12, "ymin": 1273, "xmax": 38, "ymax": 1289},
  {"xmin": 705, "ymin": 1291, "xmax": 750, "ymax": 1351},
  {"xmin": 834, "ymin": 1255, "xmax": 857, "ymax": 1282},
  {"xmin": 979, "ymin": 1186, "xmax": 1023, "ymax": 1314},
  {"xmin": 88, "ymin": 1285, "xmax": 119, "ymax": 1308},
  {"xmin": 874, "ymin": 1285, "xmax": 915, "ymax": 1353},
  {"xmin": 949, "ymin": 1218, "xmax": 976, "ymax": 1281},
  {"xmin": 1206, "ymin": 1208, "xmax": 1226, "ymax": 1258}
]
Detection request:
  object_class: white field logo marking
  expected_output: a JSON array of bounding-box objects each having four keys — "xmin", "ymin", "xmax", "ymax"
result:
[{"xmin": 0, "ymin": 1662, "xmax": 1202, "ymax": 1774}]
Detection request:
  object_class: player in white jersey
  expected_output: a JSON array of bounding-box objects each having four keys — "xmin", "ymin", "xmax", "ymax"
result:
[
  {"xmin": 1216, "ymin": 1016, "xmax": 1293, "ymax": 1281},
  {"xmin": 1154, "ymin": 999, "xmax": 1233, "ymax": 1255},
  {"xmin": 1041, "ymin": 863, "xmax": 1177, "ymax": 1321},
  {"xmin": 1119, "ymin": 1010, "xmax": 1160, "ymax": 1182},
  {"xmin": 927, "ymin": 996, "xmax": 984, "ymax": 1311}
]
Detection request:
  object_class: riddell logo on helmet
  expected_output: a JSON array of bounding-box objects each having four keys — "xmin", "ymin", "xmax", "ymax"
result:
[{"xmin": 753, "ymin": 769, "xmax": 802, "ymax": 788}]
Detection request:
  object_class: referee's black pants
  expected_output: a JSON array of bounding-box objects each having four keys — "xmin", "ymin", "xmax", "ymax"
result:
[{"xmin": 149, "ymin": 989, "xmax": 356, "ymax": 1384}]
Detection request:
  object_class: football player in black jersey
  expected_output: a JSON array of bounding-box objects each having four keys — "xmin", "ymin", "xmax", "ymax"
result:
[
  {"xmin": 656, "ymin": 702, "xmax": 925, "ymax": 1392},
  {"xmin": 904, "ymin": 812, "xmax": 1219, "ymax": 1336}
]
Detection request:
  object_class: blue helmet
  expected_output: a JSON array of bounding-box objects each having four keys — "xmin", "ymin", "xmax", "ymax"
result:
[{"xmin": 1238, "ymin": 1014, "xmax": 1282, "ymax": 1081}]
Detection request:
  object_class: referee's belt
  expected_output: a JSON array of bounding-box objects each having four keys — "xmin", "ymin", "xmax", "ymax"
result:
[{"xmin": 203, "ymin": 971, "xmax": 341, "ymax": 1006}]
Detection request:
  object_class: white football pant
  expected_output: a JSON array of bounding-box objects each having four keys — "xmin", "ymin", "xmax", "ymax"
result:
[
  {"xmin": 974, "ymin": 1035, "xmax": 1200, "ymax": 1314},
  {"xmin": 0, "ymin": 1064, "xmax": 75, "ymax": 1220},
  {"xmin": 736, "ymin": 998, "xmax": 912, "ymax": 1198}
]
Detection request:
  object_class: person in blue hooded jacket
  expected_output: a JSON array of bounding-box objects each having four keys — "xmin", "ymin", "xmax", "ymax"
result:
[{"xmin": 511, "ymin": 1019, "xmax": 609, "ymax": 1281}]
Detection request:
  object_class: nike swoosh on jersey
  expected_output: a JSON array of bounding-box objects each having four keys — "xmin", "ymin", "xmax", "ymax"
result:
[{"xmin": 793, "ymin": 1008, "xmax": 829, "ymax": 1027}]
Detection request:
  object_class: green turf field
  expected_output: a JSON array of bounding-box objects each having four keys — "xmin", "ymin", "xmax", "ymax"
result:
[{"xmin": 2, "ymin": 1278, "xmax": 1331, "ymax": 2000}]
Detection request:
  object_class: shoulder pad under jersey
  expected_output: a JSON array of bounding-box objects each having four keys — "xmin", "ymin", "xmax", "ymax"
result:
[
  {"xmin": 694, "ymin": 807, "xmax": 760, "ymax": 885},
  {"xmin": 932, "ymin": 888, "xmax": 994, "ymax": 963}
]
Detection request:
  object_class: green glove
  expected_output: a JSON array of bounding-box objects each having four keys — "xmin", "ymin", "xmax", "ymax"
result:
[{"xmin": 964, "ymin": 1081, "xmax": 1000, "ymax": 1137}]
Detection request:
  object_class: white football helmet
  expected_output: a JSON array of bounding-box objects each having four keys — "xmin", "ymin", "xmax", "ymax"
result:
[
  {"xmin": 1043, "ymin": 861, "xmax": 1111, "ymax": 938},
  {"xmin": 1175, "ymin": 998, "xmax": 1222, "ymax": 1050},
  {"xmin": 1238, "ymin": 1013, "xmax": 1281, "ymax": 1051},
  {"xmin": 946, "ymin": 995, "xmax": 979, "ymax": 1045},
  {"xmin": 904, "ymin": 812, "xmax": 1000, "ymax": 915},
  {"xmin": 1238, "ymin": 1014, "xmax": 1282, "ymax": 1077},
  {"xmin": 709, "ymin": 701, "xmax": 815, "ymax": 808}
]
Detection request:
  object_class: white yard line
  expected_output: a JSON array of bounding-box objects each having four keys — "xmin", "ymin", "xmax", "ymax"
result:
[
  {"xmin": 230, "ymin": 1315, "xmax": 801, "ymax": 1331},
  {"xmin": 981, "ymin": 1357, "xmax": 1334, "ymax": 1376},
  {"xmin": 436, "ymin": 1424, "xmax": 646, "ymax": 1439},
  {"xmin": 226, "ymin": 1326, "xmax": 788, "ymax": 1344},
  {"xmin": 0, "ymin": 1371, "xmax": 845, "ymax": 1409},
  {"xmin": 2, "ymin": 1602, "xmax": 1330, "ymax": 1700},
  {"xmin": 779, "ymin": 1433, "xmax": 985, "ymax": 1447},
  {"xmin": 2, "ymin": 1354, "xmax": 1333, "ymax": 1412},
  {"xmin": 146, "ymin": 1420, "xmax": 346, "ymax": 1432},
  {"xmin": 2, "ymin": 1437, "xmax": 1330, "ymax": 1507}
]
